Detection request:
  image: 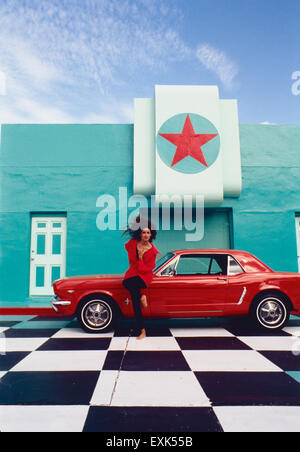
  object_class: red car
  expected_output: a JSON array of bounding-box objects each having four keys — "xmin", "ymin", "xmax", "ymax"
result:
[{"xmin": 51, "ymin": 249, "xmax": 300, "ymax": 333}]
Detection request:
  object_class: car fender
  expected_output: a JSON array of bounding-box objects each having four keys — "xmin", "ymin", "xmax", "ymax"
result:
[
  {"xmin": 75, "ymin": 288, "xmax": 115, "ymax": 305},
  {"xmin": 74, "ymin": 289, "xmax": 128, "ymax": 318},
  {"xmin": 251, "ymin": 284, "xmax": 294, "ymax": 311}
]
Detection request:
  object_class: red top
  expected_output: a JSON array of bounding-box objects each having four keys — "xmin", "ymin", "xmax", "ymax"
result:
[{"xmin": 124, "ymin": 239, "xmax": 159, "ymax": 287}]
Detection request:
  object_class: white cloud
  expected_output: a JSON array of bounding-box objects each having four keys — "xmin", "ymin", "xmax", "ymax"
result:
[
  {"xmin": 0, "ymin": 0, "xmax": 190, "ymax": 91},
  {"xmin": 0, "ymin": 94, "xmax": 133, "ymax": 125},
  {"xmin": 0, "ymin": 97, "xmax": 73, "ymax": 124},
  {"xmin": 0, "ymin": 72, "xmax": 6, "ymax": 96},
  {"xmin": 16, "ymin": 98, "xmax": 74, "ymax": 123},
  {"xmin": 0, "ymin": 0, "xmax": 240, "ymax": 125},
  {"xmin": 260, "ymin": 121, "xmax": 277, "ymax": 125},
  {"xmin": 196, "ymin": 43, "xmax": 239, "ymax": 90},
  {"xmin": 8, "ymin": 38, "xmax": 68, "ymax": 87}
]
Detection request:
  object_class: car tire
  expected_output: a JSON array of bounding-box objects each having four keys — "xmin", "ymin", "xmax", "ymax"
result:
[
  {"xmin": 77, "ymin": 296, "xmax": 117, "ymax": 333},
  {"xmin": 250, "ymin": 293, "xmax": 290, "ymax": 331}
]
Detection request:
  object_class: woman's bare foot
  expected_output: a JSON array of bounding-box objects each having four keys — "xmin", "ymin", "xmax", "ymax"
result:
[
  {"xmin": 137, "ymin": 328, "xmax": 146, "ymax": 340},
  {"xmin": 140, "ymin": 295, "xmax": 148, "ymax": 308}
]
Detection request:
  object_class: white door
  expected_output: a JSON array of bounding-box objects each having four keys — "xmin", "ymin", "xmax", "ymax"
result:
[
  {"xmin": 296, "ymin": 217, "xmax": 300, "ymax": 272},
  {"xmin": 29, "ymin": 217, "xmax": 67, "ymax": 296}
]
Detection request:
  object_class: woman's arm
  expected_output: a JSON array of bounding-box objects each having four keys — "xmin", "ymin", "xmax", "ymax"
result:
[
  {"xmin": 137, "ymin": 252, "xmax": 157, "ymax": 274},
  {"xmin": 125, "ymin": 239, "xmax": 139, "ymax": 265}
]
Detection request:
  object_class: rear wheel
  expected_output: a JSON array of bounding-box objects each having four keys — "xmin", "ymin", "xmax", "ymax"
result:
[
  {"xmin": 250, "ymin": 293, "xmax": 290, "ymax": 331},
  {"xmin": 77, "ymin": 296, "xmax": 117, "ymax": 333}
]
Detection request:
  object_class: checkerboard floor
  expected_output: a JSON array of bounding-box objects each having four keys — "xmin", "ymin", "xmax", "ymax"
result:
[{"xmin": 1, "ymin": 314, "xmax": 300, "ymax": 432}]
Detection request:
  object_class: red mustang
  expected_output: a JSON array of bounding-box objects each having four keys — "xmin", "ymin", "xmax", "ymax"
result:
[{"xmin": 51, "ymin": 249, "xmax": 300, "ymax": 333}]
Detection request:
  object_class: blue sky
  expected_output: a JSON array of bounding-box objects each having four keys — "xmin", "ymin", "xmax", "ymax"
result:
[{"xmin": 0, "ymin": 0, "xmax": 299, "ymax": 125}]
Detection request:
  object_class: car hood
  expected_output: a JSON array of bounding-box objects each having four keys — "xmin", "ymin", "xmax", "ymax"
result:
[
  {"xmin": 53, "ymin": 274, "xmax": 125, "ymax": 291},
  {"xmin": 63, "ymin": 274, "xmax": 124, "ymax": 281}
]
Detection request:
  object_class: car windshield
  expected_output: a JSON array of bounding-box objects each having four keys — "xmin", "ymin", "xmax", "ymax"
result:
[{"xmin": 154, "ymin": 252, "xmax": 175, "ymax": 273}]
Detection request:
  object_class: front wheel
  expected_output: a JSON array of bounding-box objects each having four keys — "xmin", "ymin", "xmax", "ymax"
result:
[
  {"xmin": 250, "ymin": 293, "xmax": 290, "ymax": 331},
  {"xmin": 77, "ymin": 297, "xmax": 117, "ymax": 333}
]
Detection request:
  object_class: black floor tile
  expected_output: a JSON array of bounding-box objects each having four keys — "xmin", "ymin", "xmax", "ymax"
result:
[
  {"xmin": 83, "ymin": 406, "xmax": 223, "ymax": 432},
  {"xmin": 0, "ymin": 352, "xmax": 29, "ymax": 371},
  {"xmin": 195, "ymin": 371, "xmax": 300, "ymax": 406},
  {"xmin": 103, "ymin": 351, "xmax": 124, "ymax": 370},
  {"xmin": 4, "ymin": 329, "xmax": 59, "ymax": 338},
  {"xmin": 121, "ymin": 351, "xmax": 191, "ymax": 371},
  {"xmin": 259, "ymin": 351, "xmax": 300, "ymax": 372},
  {"xmin": 37, "ymin": 338, "xmax": 111, "ymax": 351},
  {"xmin": 175, "ymin": 337, "xmax": 252, "ymax": 350},
  {"xmin": 0, "ymin": 371, "xmax": 100, "ymax": 405},
  {"xmin": 225, "ymin": 323, "xmax": 291, "ymax": 337}
]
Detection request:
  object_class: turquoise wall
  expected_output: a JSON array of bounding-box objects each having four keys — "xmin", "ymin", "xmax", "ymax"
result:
[
  {"xmin": 0, "ymin": 123, "xmax": 299, "ymax": 302},
  {"xmin": 221, "ymin": 125, "xmax": 300, "ymax": 272},
  {"xmin": 0, "ymin": 124, "xmax": 134, "ymax": 302}
]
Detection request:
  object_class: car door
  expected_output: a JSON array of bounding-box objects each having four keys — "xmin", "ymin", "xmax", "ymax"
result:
[
  {"xmin": 148, "ymin": 253, "xmax": 228, "ymax": 316},
  {"xmin": 225, "ymin": 255, "xmax": 250, "ymax": 313}
]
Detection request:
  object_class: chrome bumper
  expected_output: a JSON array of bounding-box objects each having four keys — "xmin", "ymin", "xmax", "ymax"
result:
[{"xmin": 50, "ymin": 297, "xmax": 71, "ymax": 313}]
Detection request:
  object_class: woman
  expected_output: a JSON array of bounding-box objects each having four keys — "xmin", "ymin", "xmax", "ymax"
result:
[{"xmin": 122, "ymin": 217, "xmax": 159, "ymax": 340}]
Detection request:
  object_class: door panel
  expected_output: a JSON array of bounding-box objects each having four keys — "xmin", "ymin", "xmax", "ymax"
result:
[
  {"xmin": 149, "ymin": 276, "xmax": 228, "ymax": 315},
  {"xmin": 149, "ymin": 254, "xmax": 228, "ymax": 315},
  {"xmin": 29, "ymin": 217, "xmax": 67, "ymax": 296}
]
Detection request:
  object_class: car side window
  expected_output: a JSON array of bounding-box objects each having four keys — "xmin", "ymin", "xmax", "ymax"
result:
[
  {"xmin": 176, "ymin": 255, "xmax": 227, "ymax": 276},
  {"xmin": 210, "ymin": 258, "xmax": 223, "ymax": 274},
  {"xmin": 228, "ymin": 256, "xmax": 244, "ymax": 275},
  {"xmin": 160, "ymin": 260, "xmax": 177, "ymax": 276}
]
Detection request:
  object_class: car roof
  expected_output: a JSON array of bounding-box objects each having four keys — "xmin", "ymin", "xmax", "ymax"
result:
[
  {"xmin": 170, "ymin": 249, "xmax": 273, "ymax": 272},
  {"xmin": 172, "ymin": 249, "xmax": 250, "ymax": 256}
]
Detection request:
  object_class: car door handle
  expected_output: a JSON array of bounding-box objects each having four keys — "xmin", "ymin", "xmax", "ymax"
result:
[{"xmin": 217, "ymin": 277, "xmax": 227, "ymax": 281}]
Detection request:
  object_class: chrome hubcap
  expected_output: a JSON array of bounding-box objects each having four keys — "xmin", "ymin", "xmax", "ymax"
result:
[
  {"xmin": 84, "ymin": 301, "xmax": 110, "ymax": 328},
  {"xmin": 258, "ymin": 299, "xmax": 284, "ymax": 326}
]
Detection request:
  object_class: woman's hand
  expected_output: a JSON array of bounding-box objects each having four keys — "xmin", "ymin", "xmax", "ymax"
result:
[
  {"xmin": 137, "ymin": 243, "xmax": 151, "ymax": 261},
  {"xmin": 137, "ymin": 248, "xmax": 146, "ymax": 261}
]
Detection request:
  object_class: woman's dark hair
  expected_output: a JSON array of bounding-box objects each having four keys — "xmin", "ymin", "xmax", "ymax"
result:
[{"xmin": 122, "ymin": 216, "xmax": 157, "ymax": 242}]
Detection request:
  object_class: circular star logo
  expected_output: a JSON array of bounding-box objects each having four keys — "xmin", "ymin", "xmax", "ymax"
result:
[{"xmin": 157, "ymin": 113, "xmax": 220, "ymax": 174}]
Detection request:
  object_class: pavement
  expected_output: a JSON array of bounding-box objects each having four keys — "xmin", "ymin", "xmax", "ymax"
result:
[{"xmin": 1, "ymin": 314, "xmax": 300, "ymax": 432}]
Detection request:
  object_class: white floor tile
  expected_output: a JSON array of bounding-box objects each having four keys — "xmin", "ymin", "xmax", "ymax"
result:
[
  {"xmin": 3, "ymin": 338, "xmax": 49, "ymax": 352},
  {"xmin": 182, "ymin": 350, "xmax": 282, "ymax": 372},
  {"xmin": 0, "ymin": 406, "xmax": 89, "ymax": 432},
  {"xmin": 170, "ymin": 327, "xmax": 234, "ymax": 337},
  {"xmin": 238, "ymin": 336, "xmax": 300, "ymax": 351},
  {"xmin": 90, "ymin": 371, "xmax": 119, "ymax": 405},
  {"xmin": 11, "ymin": 350, "xmax": 108, "ymax": 371},
  {"xmin": 0, "ymin": 335, "xmax": 7, "ymax": 355},
  {"xmin": 108, "ymin": 337, "xmax": 129, "ymax": 350},
  {"xmin": 283, "ymin": 326, "xmax": 300, "ymax": 337},
  {"xmin": 214, "ymin": 406, "xmax": 300, "ymax": 432},
  {"xmin": 126, "ymin": 336, "xmax": 180, "ymax": 351},
  {"xmin": 0, "ymin": 327, "xmax": 9, "ymax": 334},
  {"xmin": 111, "ymin": 371, "xmax": 211, "ymax": 407}
]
